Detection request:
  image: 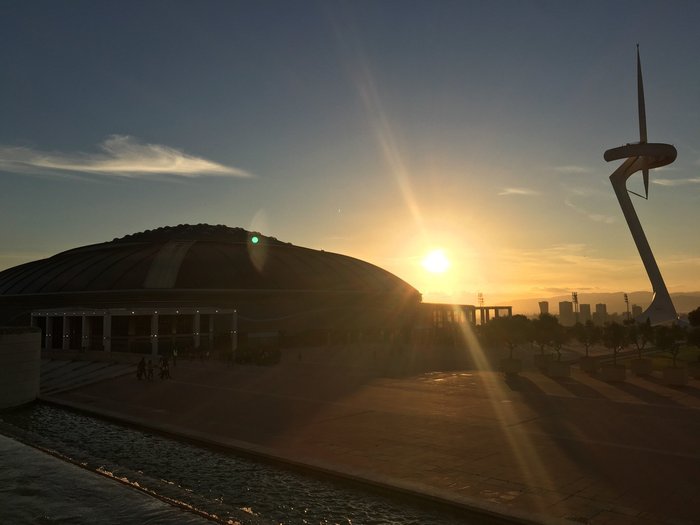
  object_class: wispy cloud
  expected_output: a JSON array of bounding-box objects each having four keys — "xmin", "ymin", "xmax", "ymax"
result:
[
  {"xmin": 496, "ymin": 243, "xmax": 643, "ymax": 289},
  {"xmin": 564, "ymin": 198, "xmax": 616, "ymax": 224},
  {"xmin": 498, "ymin": 187, "xmax": 540, "ymax": 196},
  {"xmin": 0, "ymin": 135, "xmax": 252, "ymax": 179},
  {"xmin": 540, "ymin": 287, "xmax": 575, "ymax": 295},
  {"xmin": 553, "ymin": 165, "xmax": 592, "ymax": 174},
  {"xmin": 652, "ymin": 177, "xmax": 700, "ymax": 186},
  {"xmin": 563, "ymin": 186, "xmax": 595, "ymax": 197}
]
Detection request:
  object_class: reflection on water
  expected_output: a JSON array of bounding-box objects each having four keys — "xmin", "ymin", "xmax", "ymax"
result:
[{"xmin": 1, "ymin": 403, "xmax": 485, "ymax": 525}]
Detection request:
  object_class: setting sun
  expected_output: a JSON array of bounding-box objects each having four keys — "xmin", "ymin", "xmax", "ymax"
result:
[{"xmin": 422, "ymin": 249, "xmax": 451, "ymax": 274}]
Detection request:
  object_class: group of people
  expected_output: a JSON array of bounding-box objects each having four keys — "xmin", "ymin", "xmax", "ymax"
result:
[{"xmin": 136, "ymin": 354, "xmax": 172, "ymax": 381}]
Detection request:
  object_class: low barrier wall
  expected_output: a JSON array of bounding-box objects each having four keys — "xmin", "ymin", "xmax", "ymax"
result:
[{"xmin": 0, "ymin": 327, "xmax": 41, "ymax": 410}]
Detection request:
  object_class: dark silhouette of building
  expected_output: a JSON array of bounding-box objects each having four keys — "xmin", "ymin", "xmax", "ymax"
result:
[
  {"xmin": 0, "ymin": 225, "xmax": 421, "ymax": 354},
  {"xmin": 558, "ymin": 301, "xmax": 575, "ymax": 326},
  {"xmin": 579, "ymin": 304, "xmax": 592, "ymax": 323},
  {"xmin": 593, "ymin": 303, "xmax": 609, "ymax": 325}
]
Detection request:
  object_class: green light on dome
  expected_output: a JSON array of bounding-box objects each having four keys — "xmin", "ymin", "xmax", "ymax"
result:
[{"xmin": 251, "ymin": 235, "xmax": 259, "ymax": 244}]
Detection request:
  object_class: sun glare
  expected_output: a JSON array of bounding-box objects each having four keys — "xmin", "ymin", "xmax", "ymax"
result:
[{"xmin": 422, "ymin": 249, "xmax": 450, "ymax": 274}]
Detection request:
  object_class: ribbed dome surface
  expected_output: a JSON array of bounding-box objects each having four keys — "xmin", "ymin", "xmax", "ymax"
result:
[{"xmin": 0, "ymin": 225, "xmax": 418, "ymax": 297}]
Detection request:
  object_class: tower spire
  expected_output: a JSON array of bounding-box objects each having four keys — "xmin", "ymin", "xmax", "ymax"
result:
[
  {"xmin": 637, "ymin": 44, "xmax": 647, "ymax": 144},
  {"xmin": 637, "ymin": 44, "xmax": 649, "ymax": 198}
]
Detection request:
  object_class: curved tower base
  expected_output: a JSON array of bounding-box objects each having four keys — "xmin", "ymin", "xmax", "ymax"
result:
[{"xmin": 640, "ymin": 292, "xmax": 677, "ymax": 325}]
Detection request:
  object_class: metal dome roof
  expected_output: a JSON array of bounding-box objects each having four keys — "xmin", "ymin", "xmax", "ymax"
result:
[{"xmin": 0, "ymin": 225, "xmax": 419, "ymax": 297}]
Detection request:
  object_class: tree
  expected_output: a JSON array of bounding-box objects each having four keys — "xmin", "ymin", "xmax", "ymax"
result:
[
  {"xmin": 530, "ymin": 313, "xmax": 568, "ymax": 360},
  {"xmin": 654, "ymin": 324, "xmax": 685, "ymax": 368},
  {"xmin": 549, "ymin": 321, "xmax": 569, "ymax": 362},
  {"xmin": 602, "ymin": 322, "xmax": 627, "ymax": 365},
  {"xmin": 688, "ymin": 306, "xmax": 700, "ymax": 327},
  {"xmin": 481, "ymin": 315, "xmax": 532, "ymax": 360},
  {"xmin": 627, "ymin": 318, "xmax": 653, "ymax": 360},
  {"xmin": 572, "ymin": 321, "xmax": 601, "ymax": 358},
  {"xmin": 685, "ymin": 305, "xmax": 700, "ymax": 353},
  {"xmin": 687, "ymin": 324, "xmax": 700, "ymax": 356}
]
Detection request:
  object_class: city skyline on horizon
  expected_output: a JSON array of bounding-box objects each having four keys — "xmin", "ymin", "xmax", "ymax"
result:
[
  {"xmin": 490, "ymin": 290, "xmax": 700, "ymax": 317},
  {"xmin": 2, "ymin": 1, "xmax": 700, "ymax": 306}
]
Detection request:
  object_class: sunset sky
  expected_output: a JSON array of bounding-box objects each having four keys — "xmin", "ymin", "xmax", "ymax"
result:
[{"xmin": 2, "ymin": 1, "xmax": 699, "ymax": 306}]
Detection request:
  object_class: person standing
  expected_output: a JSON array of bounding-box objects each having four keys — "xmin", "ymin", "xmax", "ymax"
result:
[{"xmin": 136, "ymin": 357, "xmax": 145, "ymax": 380}]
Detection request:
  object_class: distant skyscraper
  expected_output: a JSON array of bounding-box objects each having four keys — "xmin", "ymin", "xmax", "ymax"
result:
[
  {"xmin": 579, "ymin": 304, "xmax": 591, "ymax": 323},
  {"xmin": 593, "ymin": 303, "xmax": 608, "ymax": 325},
  {"xmin": 632, "ymin": 304, "xmax": 643, "ymax": 318},
  {"xmin": 538, "ymin": 301, "xmax": 549, "ymax": 315},
  {"xmin": 559, "ymin": 301, "xmax": 575, "ymax": 326}
]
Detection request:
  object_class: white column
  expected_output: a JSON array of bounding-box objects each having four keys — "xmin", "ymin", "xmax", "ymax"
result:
[
  {"xmin": 194, "ymin": 311, "xmax": 201, "ymax": 349},
  {"xmin": 171, "ymin": 313, "xmax": 177, "ymax": 349},
  {"xmin": 103, "ymin": 314, "xmax": 112, "ymax": 352},
  {"xmin": 81, "ymin": 316, "xmax": 90, "ymax": 351},
  {"xmin": 151, "ymin": 313, "xmax": 159, "ymax": 356},
  {"xmin": 231, "ymin": 311, "xmax": 238, "ymax": 357},
  {"xmin": 45, "ymin": 316, "xmax": 53, "ymax": 350},
  {"xmin": 62, "ymin": 315, "xmax": 70, "ymax": 350}
]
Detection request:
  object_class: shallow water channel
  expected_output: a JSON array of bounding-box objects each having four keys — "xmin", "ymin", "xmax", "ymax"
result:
[{"xmin": 1, "ymin": 403, "xmax": 500, "ymax": 524}]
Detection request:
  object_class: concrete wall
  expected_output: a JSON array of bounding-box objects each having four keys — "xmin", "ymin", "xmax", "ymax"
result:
[{"xmin": 0, "ymin": 327, "xmax": 41, "ymax": 409}]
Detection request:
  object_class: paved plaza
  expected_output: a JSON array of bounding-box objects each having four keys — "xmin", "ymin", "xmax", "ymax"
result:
[{"xmin": 43, "ymin": 349, "xmax": 700, "ymax": 525}]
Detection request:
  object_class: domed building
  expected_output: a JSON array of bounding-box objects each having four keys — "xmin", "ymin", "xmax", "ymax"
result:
[{"xmin": 0, "ymin": 225, "xmax": 422, "ymax": 357}]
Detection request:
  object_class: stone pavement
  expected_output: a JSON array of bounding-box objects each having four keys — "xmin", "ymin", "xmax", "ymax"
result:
[
  {"xmin": 43, "ymin": 354, "xmax": 700, "ymax": 525},
  {"xmin": 40, "ymin": 358, "xmax": 135, "ymax": 396}
]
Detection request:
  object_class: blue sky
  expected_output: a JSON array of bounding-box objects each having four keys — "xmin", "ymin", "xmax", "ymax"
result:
[{"xmin": 1, "ymin": 0, "xmax": 699, "ymax": 304}]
